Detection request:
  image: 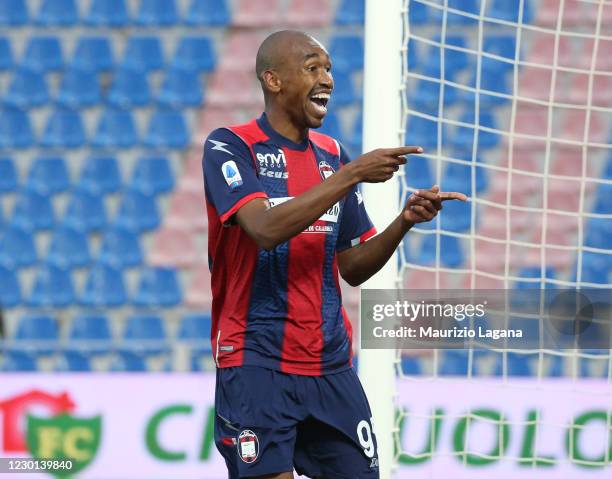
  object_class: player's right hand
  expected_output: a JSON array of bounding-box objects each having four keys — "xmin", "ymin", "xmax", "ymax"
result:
[{"xmin": 349, "ymin": 146, "xmax": 423, "ymax": 183}]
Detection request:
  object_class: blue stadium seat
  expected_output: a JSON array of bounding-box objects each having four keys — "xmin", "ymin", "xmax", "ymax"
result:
[
  {"xmin": 335, "ymin": 0, "xmax": 364, "ymax": 25},
  {"xmin": 110, "ymin": 351, "xmax": 147, "ymax": 371},
  {"xmin": 317, "ymin": 112, "xmax": 342, "ymax": 139},
  {"xmin": 403, "ymin": 156, "xmax": 433, "ymax": 188},
  {"xmin": 172, "ymin": 36, "xmax": 216, "ymax": 72},
  {"xmin": 0, "ymin": 265, "xmax": 21, "ymax": 307},
  {"xmin": 85, "ymin": 0, "xmax": 129, "ymax": 27},
  {"xmin": 484, "ymin": 34, "xmax": 517, "ymax": 60},
  {"xmin": 5, "ymin": 68, "xmax": 49, "ymax": 108},
  {"xmin": 514, "ymin": 266, "xmax": 556, "ymax": 289},
  {"xmin": 185, "ymin": 0, "xmax": 230, "ymax": 26},
  {"xmin": 36, "ymin": 0, "xmax": 78, "ymax": 26},
  {"xmin": 63, "ymin": 190, "xmax": 107, "ymax": 233},
  {"xmin": 2, "ymin": 352, "xmax": 37, "ymax": 371},
  {"xmin": 585, "ymin": 217, "xmax": 612, "ymax": 250},
  {"xmin": 122, "ymin": 315, "xmax": 169, "ymax": 355},
  {"xmin": 121, "ymin": 36, "xmax": 164, "ymax": 72},
  {"xmin": 26, "ymin": 156, "xmax": 70, "ymax": 195},
  {"xmin": 603, "ymin": 155, "xmax": 612, "ymax": 179},
  {"xmin": 136, "ymin": 0, "xmax": 178, "ymax": 26},
  {"xmin": 451, "ymin": 110, "xmax": 500, "ymax": 151},
  {"xmin": 329, "ymin": 70, "xmax": 356, "ymax": 106},
  {"xmin": 593, "ymin": 184, "xmax": 612, "ymax": 214},
  {"xmin": 22, "ymin": 36, "xmax": 63, "ymax": 72},
  {"xmin": 576, "ymin": 252, "xmax": 610, "ymax": 285},
  {"xmin": 329, "ymin": 35, "xmax": 364, "ymax": 72},
  {"xmin": 79, "ymin": 155, "xmax": 121, "ymax": 195},
  {"xmin": 12, "ymin": 191, "xmax": 54, "ymax": 231},
  {"xmin": 56, "ymin": 68, "xmax": 101, "ymax": 108},
  {"xmin": 0, "ymin": 37, "xmax": 13, "ymax": 70},
  {"xmin": 443, "ymin": 159, "xmax": 488, "ymax": 194},
  {"xmin": 28, "ymin": 265, "xmax": 75, "ymax": 308},
  {"xmin": 0, "ymin": 0, "xmax": 28, "ymax": 25},
  {"xmin": 143, "ymin": 109, "xmax": 189, "ymax": 149},
  {"xmin": 178, "ymin": 313, "xmax": 212, "ymax": 344},
  {"xmin": 439, "ymin": 198, "xmax": 474, "ymax": 232},
  {"xmin": 462, "ymin": 67, "xmax": 511, "ymax": 108},
  {"xmin": 404, "ymin": 114, "xmax": 447, "ymax": 150},
  {"xmin": 417, "ymin": 233, "xmax": 463, "ymax": 268},
  {"xmin": 129, "ymin": 155, "xmax": 174, "ymax": 196},
  {"xmin": 0, "ymin": 157, "xmax": 17, "ymax": 192},
  {"xmin": 157, "ymin": 69, "xmax": 202, "ymax": 107},
  {"xmin": 107, "ymin": 69, "xmax": 151, "ymax": 108},
  {"xmin": 440, "ymin": 351, "xmax": 470, "ymax": 375},
  {"xmin": 41, "ymin": 109, "xmax": 86, "ymax": 149},
  {"xmin": 98, "ymin": 226, "xmax": 142, "ymax": 268},
  {"xmin": 408, "ymin": 1, "xmax": 429, "ymax": 25},
  {"xmin": 57, "ymin": 351, "xmax": 92, "ymax": 371},
  {"xmin": 0, "ymin": 109, "xmax": 33, "ymax": 148},
  {"xmin": 68, "ymin": 314, "xmax": 112, "ymax": 355},
  {"xmin": 446, "ymin": 0, "xmax": 478, "ymax": 24},
  {"xmin": 347, "ymin": 112, "xmax": 362, "ymax": 156},
  {"xmin": 71, "ymin": 37, "xmax": 114, "ymax": 72},
  {"xmin": 133, "ymin": 267, "xmax": 182, "ymax": 307},
  {"xmin": 412, "ymin": 77, "xmax": 459, "ymax": 115},
  {"xmin": 92, "ymin": 109, "xmax": 138, "ymax": 148},
  {"xmin": 80, "ymin": 263, "xmax": 127, "ymax": 307},
  {"xmin": 47, "ymin": 225, "xmax": 90, "ymax": 268},
  {"xmin": 493, "ymin": 353, "xmax": 532, "ymax": 377},
  {"xmin": 488, "ymin": 0, "xmax": 533, "ymax": 24},
  {"xmin": 422, "ymin": 35, "xmax": 470, "ymax": 76},
  {"xmin": 0, "ymin": 225, "xmax": 37, "ymax": 268},
  {"xmin": 115, "ymin": 191, "xmax": 159, "ymax": 232},
  {"xmin": 400, "ymin": 356, "xmax": 422, "ymax": 375}
]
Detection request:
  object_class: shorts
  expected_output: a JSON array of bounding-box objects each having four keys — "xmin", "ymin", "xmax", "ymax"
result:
[{"xmin": 214, "ymin": 365, "xmax": 380, "ymax": 479}]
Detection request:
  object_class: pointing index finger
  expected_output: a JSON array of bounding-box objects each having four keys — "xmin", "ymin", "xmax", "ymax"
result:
[
  {"xmin": 384, "ymin": 146, "xmax": 424, "ymax": 156},
  {"xmin": 439, "ymin": 191, "xmax": 468, "ymax": 202}
]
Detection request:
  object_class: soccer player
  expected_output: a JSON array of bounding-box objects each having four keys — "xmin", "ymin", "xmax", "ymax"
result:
[{"xmin": 203, "ymin": 30, "xmax": 467, "ymax": 479}]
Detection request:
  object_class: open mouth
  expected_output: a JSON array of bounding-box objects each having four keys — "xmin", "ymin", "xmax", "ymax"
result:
[{"xmin": 309, "ymin": 92, "xmax": 330, "ymax": 116}]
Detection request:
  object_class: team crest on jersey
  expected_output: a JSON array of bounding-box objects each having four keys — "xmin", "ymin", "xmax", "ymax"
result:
[
  {"xmin": 237, "ymin": 429, "xmax": 259, "ymax": 463},
  {"xmin": 222, "ymin": 160, "xmax": 243, "ymax": 189},
  {"xmin": 318, "ymin": 161, "xmax": 335, "ymax": 180}
]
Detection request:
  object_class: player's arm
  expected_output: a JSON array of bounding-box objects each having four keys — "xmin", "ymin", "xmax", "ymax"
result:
[{"xmin": 337, "ymin": 185, "xmax": 467, "ymax": 286}]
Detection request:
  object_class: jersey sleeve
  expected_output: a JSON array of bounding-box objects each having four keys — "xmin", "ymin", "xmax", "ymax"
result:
[
  {"xmin": 203, "ymin": 128, "xmax": 268, "ymax": 225},
  {"xmin": 336, "ymin": 144, "xmax": 377, "ymax": 252}
]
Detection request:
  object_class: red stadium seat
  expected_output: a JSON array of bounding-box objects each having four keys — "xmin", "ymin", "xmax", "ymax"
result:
[
  {"xmin": 218, "ymin": 32, "xmax": 265, "ymax": 73},
  {"xmin": 585, "ymin": 0, "xmax": 612, "ymax": 27},
  {"xmin": 166, "ymin": 189, "xmax": 208, "ymax": 232},
  {"xmin": 460, "ymin": 274, "xmax": 505, "ymax": 289},
  {"xmin": 196, "ymin": 107, "xmax": 241, "ymax": 141},
  {"xmin": 233, "ymin": 0, "xmax": 281, "ymax": 27},
  {"xmin": 185, "ymin": 262, "xmax": 212, "ymax": 310},
  {"xmin": 536, "ymin": 0, "xmax": 582, "ymax": 27},
  {"xmin": 149, "ymin": 226, "xmax": 198, "ymax": 268},
  {"xmin": 518, "ymin": 66, "xmax": 558, "ymax": 102},
  {"xmin": 558, "ymin": 110, "xmax": 605, "ymax": 143},
  {"xmin": 511, "ymin": 103, "xmax": 549, "ymax": 149},
  {"xmin": 206, "ymin": 70, "xmax": 263, "ymax": 108},
  {"xmin": 578, "ymin": 37, "xmax": 612, "ymax": 71},
  {"xmin": 286, "ymin": 0, "xmax": 331, "ymax": 27},
  {"xmin": 562, "ymin": 73, "xmax": 612, "ymax": 108},
  {"xmin": 527, "ymin": 32, "xmax": 573, "ymax": 68},
  {"xmin": 178, "ymin": 148, "xmax": 205, "ymax": 194},
  {"xmin": 402, "ymin": 270, "xmax": 449, "ymax": 289}
]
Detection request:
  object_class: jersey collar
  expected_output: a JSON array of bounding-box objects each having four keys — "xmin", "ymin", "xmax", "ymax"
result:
[{"xmin": 257, "ymin": 113, "xmax": 310, "ymax": 152}]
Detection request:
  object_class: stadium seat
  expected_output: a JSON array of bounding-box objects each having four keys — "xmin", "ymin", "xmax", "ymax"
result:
[
  {"xmin": 514, "ymin": 267, "xmax": 556, "ymax": 290},
  {"xmin": 178, "ymin": 314, "xmax": 212, "ymax": 342},
  {"xmin": 422, "ymin": 35, "xmax": 470, "ymax": 76},
  {"xmin": 157, "ymin": 69, "xmax": 203, "ymax": 107},
  {"xmin": 79, "ymin": 155, "xmax": 121, "ymax": 195},
  {"xmin": 234, "ymin": 0, "xmax": 281, "ymax": 27},
  {"xmin": 580, "ymin": 38, "xmax": 612, "ymax": 71},
  {"xmin": 196, "ymin": 108, "xmax": 241, "ymax": 140},
  {"xmin": 593, "ymin": 184, "xmax": 612, "ymax": 214},
  {"xmin": 483, "ymin": 34, "xmax": 517, "ymax": 60},
  {"xmin": 129, "ymin": 155, "xmax": 174, "ymax": 196},
  {"xmin": 12, "ymin": 191, "xmax": 54, "ymax": 231},
  {"xmin": 122, "ymin": 315, "xmax": 169, "ymax": 355},
  {"xmin": 329, "ymin": 35, "xmax": 364, "ymax": 72},
  {"xmin": 121, "ymin": 36, "xmax": 164, "ymax": 72},
  {"xmin": 0, "ymin": 225, "xmax": 37, "ymax": 268},
  {"xmin": 56, "ymin": 68, "xmax": 101, "ymax": 107},
  {"xmin": 166, "ymin": 189, "xmax": 207, "ymax": 231},
  {"xmin": 63, "ymin": 190, "xmax": 107, "ymax": 233},
  {"xmin": 528, "ymin": 33, "xmax": 572, "ymax": 68},
  {"xmin": 218, "ymin": 32, "xmax": 264, "ymax": 74},
  {"xmin": 143, "ymin": 109, "xmax": 189, "ymax": 149},
  {"xmin": 400, "ymin": 356, "xmax": 422, "ymax": 375},
  {"xmin": 347, "ymin": 113, "xmax": 362, "ymax": 157},
  {"xmin": 5, "ymin": 68, "xmax": 48, "ymax": 108},
  {"xmin": 2, "ymin": 352, "xmax": 37, "ymax": 371},
  {"xmin": 443, "ymin": 159, "xmax": 488, "ymax": 194},
  {"xmin": 28, "ymin": 265, "xmax": 75, "ymax": 308},
  {"xmin": 463, "ymin": 65, "xmax": 511, "ymax": 107},
  {"xmin": 317, "ymin": 112, "xmax": 342, "ymax": 139},
  {"xmin": 68, "ymin": 314, "xmax": 112, "ymax": 355},
  {"xmin": 47, "ymin": 225, "xmax": 90, "ymax": 269},
  {"xmin": 0, "ymin": 157, "xmax": 17, "ymax": 192},
  {"xmin": 494, "ymin": 353, "xmax": 532, "ymax": 377},
  {"xmin": 286, "ymin": 0, "xmax": 331, "ymax": 26},
  {"xmin": 0, "ymin": 0, "xmax": 28, "ymax": 25},
  {"xmin": 172, "ymin": 36, "xmax": 216, "ymax": 73},
  {"xmin": 408, "ymin": 1, "xmax": 431, "ymax": 25},
  {"xmin": 564, "ymin": 73, "xmax": 612, "ymax": 109},
  {"xmin": 98, "ymin": 226, "xmax": 142, "ymax": 268},
  {"xmin": 585, "ymin": 217, "xmax": 612, "ymax": 250},
  {"xmin": 451, "ymin": 110, "xmax": 500, "ymax": 151},
  {"xmin": 35, "ymin": 0, "xmax": 78, "ymax": 26},
  {"xmin": 178, "ymin": 148, "xmax": 205, "ymax": 193},
  {"xmin": 41, "ymin": 109, "xmax": 86, "ymax": 149},
  {"xmin": 107, "ymin": 69, "xmax": 151, "ymax": 108},
  {"xmin": 404, "ymin": 114, "xmax": 446, "ymax": 150},
  {"xmin": 439, "ymin": 199, "xmax": 474, "ymax": 232},
  {"xmin": 185, "ymin": 0, "xmax": 230, "ymax": 26},
  {"xmin": 92, "ymin": 109, "xmax": 138, "ymax": 148},
  {"xmin": 560, "ymin": 110, "xmax": 605, "ymax": 144},
  {"xmin": 330, "ymin": 70, "xmax": 357, "ymax": 106},
  {"xmin": 85, "ymin": 0, "xmax": 129, "ymax": 27},
  {"xmin": 403, "ymin": 156, "xmax": 433, "ymax": 188},
  {"xmin": 206, "ymin": 70, "xmax": 261, "ymax": 107},
  {"xmin": 57, "ymin": 352, "xmax": 92, "ymax": 372},
  {"xmin": 0, "ymin": 37, "xmax": 12, "ymax": 70},
  {"xmin": 0, "ymin": 109, "xmax": 33, "ymax": 148},
  {"xmin": 115, "ymin": 191, "xmax": 159, "ymax": 232},
  {"xmin": 133, "ymin": 267, "xmax": 182, "ymax": 308},
  {"xmin": 149, "ymin": 226, "xmax": 197, "ymax": 267},
  {"xmin": 22, "ymin": 36, "xmax": 63, "ymax": 72},
  {"xmin": 439, "ymin": 351, "xmax": 470, "ymax": 376},
  {"xmin": 577, "ymin": 251, "xmax": 611, "ymax": 285},
  {"xmin": 26, "ymin": 157, "xmax": 70, "ymax": 195},
  {"xmin": 412, "ymin": 77, "xmax": 459, "ymax": 115},
  {"xmin": 488, "ymin": 0, "xmax": 533, "ymax": 23},
  {"xmin": 335, "ymin": 0, "xmax": 364, "ymax": 25},
  {"xmin": 136, "ymin": 0, "xmax": 178, "ymax": 26},
  {"xmin": 11, "ymin": 315, "xmax": 58, "ymax": 355},
  {"xmin": 537, "ymin": 0, "xmax": 582, "ymax": 26},
  {"xmin": 71, "ymin": 37, "xmax": 113, "ymax": 73},
  {"xmin": 446, "ymin": 0, "xmax": 479, "ymax": 24},
  {"xmin": 0, "ymin": 265, "xmax": 21, "ymax": 307},
  {"xmin": 110, "ymin": 351, "xmax": 147, "ymax": 371},
  {"xmin": 80, "ymin": 263, "xmax": 127, "ymax": 307},
  {"xmin": 417, "ymin": 233, "xmax": 464, "ymax": 268},
  {"xmin": 185, "ymin": 263, "xmax": 212, "ymax": 309}
]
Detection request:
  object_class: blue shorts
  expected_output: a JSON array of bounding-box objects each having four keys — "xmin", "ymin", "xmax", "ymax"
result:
[{"xmin": 214, "ymin": 366, "xmax": 380, "ymax": 478}]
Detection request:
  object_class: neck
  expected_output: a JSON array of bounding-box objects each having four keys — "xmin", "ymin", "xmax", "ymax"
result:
[{"xmin": 265, "ymin": 106, "xmax": 308, "ymax": 143}]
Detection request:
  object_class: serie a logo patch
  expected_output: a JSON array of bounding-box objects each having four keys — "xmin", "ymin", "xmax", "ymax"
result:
[{"xmin": 237, "ymin": 429, "xmax": 259, "ymax": 463}]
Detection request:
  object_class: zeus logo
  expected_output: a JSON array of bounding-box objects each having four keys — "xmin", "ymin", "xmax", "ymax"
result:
[
  {"xmin": 209, "ymin": 140, "xmax": 233, "ymax": 155},
  {"xmin": 256, "ymin": 149, "xmax": 288, "ymax": 179}
]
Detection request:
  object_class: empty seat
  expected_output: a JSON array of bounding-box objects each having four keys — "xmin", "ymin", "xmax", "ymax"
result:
[
  {"xmin": 47, "ymin": 225, "xmax": 90, "ymax": 268},
  {"xmin": 0, "ymin": 37, "xmax": 12, "ymax": 70},
  {"xmin": 0, "ymin": 225, "xmax": 37, "ymax": 268},
  {"xmin": 107, "ymin": 69, "xmax": 151, "ymax": 108},
  {"xmin": 576, "ymin": 252, "xmax": 610, "ymax": 285},
  {"xmin": 0, "ymin": 0, "xmax": 28, "ymax": 25},
  {"xmin": 185, "ymin": 262, "xmax": 212, "ymax": 309},
  {"xmin": 166, "ymin": 189, "xmax": 207, "ymax": 231},
  {"xmin": 484, "ymin": 34, "xmax": 517, "ymax": 60},
  {"xmin": 28, "ymin": 264, "xmax": 75, "ymax": 308},
  {"xmin": 329, "ymin": 70, "xmax": 357, "ymax": 106},
  {"xmin": 12, "ymin": 315, "xmax": 58, "ymax": 354},
  {"xmin": 178, "ymin": 314, "xmax": 212, "ymax": 352},
  {"xmin": 133, "ymin": 267, "xmax": 182, "ymax": 307},
  {"xmin": 218, "ymin": 32, "xmax": 263, "ymax": 73},
  {"xmin": 185, "ymin": 0, "xmax": 230, "ymax": 26},
  {"xmin": 405, "ymin": 114, "xmax": 446, "ymax": 150},
  {"xmin": 403, "ymin": 156, "xmax": 433, "ymax": 189},
  {"xmin": 92, "ymin": 109, "xmax": 138, "ymax": 148},
  {"xmin": 149, "ymin": 226, "xmax": 197, "ymax": 267},
  {"xmin": 439, "ymin": 351, "xmax": 470, "ymax": 376},
  {"xmin": 22, "ymin": 36, "xmax": 63, "ymax": 72},
  {"xmin": 317, "ymin": 112, "xmax": 342, "ymax": 138},
  {"xmin": 68, "ymin": 314, "xmax": 112, "ymax": 354},
  {"xmin": 115, "ymin": 190, "xmax": 159, "ymax": 232},
  {"xmin": 36, "ymin": 0, "xmax": 78, "ymax": 26},
  {"xmin": 493, "ymin": 353, "xmax": 532, "ymax": 377},
  {"xmin": 585, "ymin": 217, "xmax": 612, "ymax": 250},
  {"xmin": 335, "ymin": 0, "xmax": 364, "ymax": 25},
  {"xmin": 12, "ymin": 191, "xmax": 54, "ymax": 231},
  {"xmin": 85, "ymin": 0, "xmax": 129, "ymax": 27},
  {"xmin": 0, "ymin": 109, "xmax": 34, "ymax": 148},
  {"xmin": 63, "ymin": 190, "xmax": 107, "ymax": 232},
  {"xmin": 527, "ymin": 32, "xmax": 572, "ymax": 68},
  {"xmin": 56, "ymin": 68, "xmax": 101, "ymax": 107},
  {"xmin": 446, "ymin": 0, "xmax": 478, "ymax": 24},
  {"xmin": 286, "ymin": 0, "xmax": 331, "ymax": 26},
  {"xmin": 5, "ymin": 68, "xmax": 48, "ymax": 108},
  {"xmin": 417, "ymin": 233, "xmax": 464, "ymax": 268},
  {"xmin": 26, "ymin": 156, "xmax": 70, "ymax": 195},
  {"xmin": 234, "ymin": 0, "xmax": 281, "ymax": 27},
  {"xmin": 136, "ymin": 0, "xmax": 178, "ymax": 26},
  {"xmin": 57, "ymin": 351, "xmax": 92, "ymax": 371},
  {"xmin": 488, "ymin": 0, "xmax": 533, "ymax": 23},
  {"xmin": 172, "ymin": 36, "xmax": 216, "ymax": 72},
  {"xmin": 157, "ymin": 69, "xmax": 203, "ymax": 107},
  {"xmin": 121, "ymin": 36, "xmax": 164, "ymax": 72},
  {"xmin": 439, "ymin": 199, "xmax": 474, "ymax": 232},
  {"xmin": 537, "ymin": 0, "xmax": 582, "ymax": 26},
  {"xmin": 98, "ymin": 226, "xmax": 142, "ymax": 268},
  {"xmin": 0, "ymin": 265, "xmax": 21, "ymax": 307},
  {"xmin": 178, "ymin": 148, "xmax": 205, "ymax": 193},
  {"xmin": 443, "ymin": 159, "xmax": 488, "ymax": 194},
  {"xmin": 41, "ymin": 109, "xmax": 86, "ymax": 149},
  {"xmin": 329, "ymin": 35, "xmax": 364, "ymax": 72},
  {"xmin": 110, "ymin": 351, "xmax": 147, "ymax": 371},
  {"xmin": 71, "ymin": 36, "xmax": 113, "ymax": 72},
  {"xmin": 451, "ymin": 110, "xmax": 500, "ymax": 150},
  {"xmin": 122, "ymin": 315, "xmax": 169, "ymax": 355},
  {"xmin": 79, "ymin": 155, "xmax": 121, "ymax": 194},
  {"xmin": 421, "ymin": 35, "xmax": 469, "ymax": 77},
  {"xmin": 129, "ymin": 155, "xmax": 174, "ymax": 195},
  {"xmin": 412, "ymin": 77, "xmax": 459, "ymax": 115},
  {"xmin": 0, "ymin": 157, "xmax": 17, "ymax": 192},
  {"xmin": 2, "ymin": 352, "xmax": 37, "ymax": 371},
  {"xmin": 206, "ymin": 70, "xmax": 261, "ymax": 108},
  {"xmin": 144, "ymin": 109, "xmax": 189, "ymax": 149},
  {"xmin": 80, "ymin": 263, "xmax": 127, "ymax": 307},
  {"xmin": 408, "ymin": 1, "xmax": 430, "ymax": 25}
]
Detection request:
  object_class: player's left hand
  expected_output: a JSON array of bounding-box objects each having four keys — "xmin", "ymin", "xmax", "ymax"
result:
[{"xmin": 402, "ymin": 185, "xmax": 468, "ymax": 224}]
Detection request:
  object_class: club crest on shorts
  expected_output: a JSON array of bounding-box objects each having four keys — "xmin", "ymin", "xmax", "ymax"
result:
[
  {"xmin": 237, "ymin": 429, "xmax": 259, "ymax": 463},
  {"xmin": 318, "ymin": 161, "xmax": 335, "ymax": 180}
]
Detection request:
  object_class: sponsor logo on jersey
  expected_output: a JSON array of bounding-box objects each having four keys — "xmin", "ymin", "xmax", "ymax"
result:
[
  {"xmin": 237, "ymin": 429, "xmax": 259, "ymax": 463},
  {"xmin": 269, "ymin": 197, "xmax": 340, "ymax": 225},
  {"xmin": 355, "ymin": 190, "xmax": 363, "ymax": 204},
  {"xmin": 318, "ymin": 161, "xmax": 335, "ymax": 180},
  {"xmin": 221, "ymin": 160, "xmax": 243, "ymax": 189},
  {"xmin": 256, "ymin": 148, "xmax": 288, "ymax": 179}
]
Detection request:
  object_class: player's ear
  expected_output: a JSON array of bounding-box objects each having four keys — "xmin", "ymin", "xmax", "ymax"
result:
[{"xmin": 262, "ymin": 70, "xmax": 281, "ymax": 94}]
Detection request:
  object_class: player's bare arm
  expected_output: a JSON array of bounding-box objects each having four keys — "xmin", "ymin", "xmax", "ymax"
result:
[{"xmin": 337, "ymin": 184, "xmax": 468, "ymax": 286}]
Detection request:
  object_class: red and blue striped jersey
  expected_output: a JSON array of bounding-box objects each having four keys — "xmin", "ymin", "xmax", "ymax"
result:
[{"xmin": 203, "ymin": 113, "xmax": 376, "ymax": 376}]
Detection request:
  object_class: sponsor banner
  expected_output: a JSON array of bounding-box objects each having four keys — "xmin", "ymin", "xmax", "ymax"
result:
[{"xmin": 0, "ymin": 375, "xmax": 609, "ymax": 478}]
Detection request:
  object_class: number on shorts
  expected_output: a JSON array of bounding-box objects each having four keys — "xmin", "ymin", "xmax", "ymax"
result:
[{"xmin": 357, "ymin": 419, "xmax": 375, "ymax": 458}]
